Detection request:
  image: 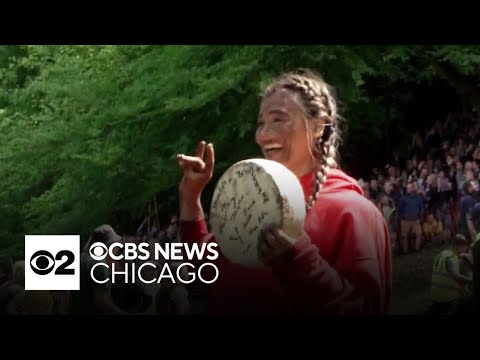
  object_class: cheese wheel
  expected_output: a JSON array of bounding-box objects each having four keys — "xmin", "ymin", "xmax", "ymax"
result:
[{"xmin": 209, "ymin": 159, "xmax": 306, "ymax": 267}]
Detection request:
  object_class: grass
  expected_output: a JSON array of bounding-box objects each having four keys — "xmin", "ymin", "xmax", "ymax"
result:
[{"xmin": 389, "ymin": 245, "xmax": 447, "ymax": 315}]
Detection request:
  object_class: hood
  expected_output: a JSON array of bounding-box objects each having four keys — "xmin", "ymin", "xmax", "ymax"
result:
[{"xmin": 298, "ymin": 168, "xmax": 363, "ymax": 202}]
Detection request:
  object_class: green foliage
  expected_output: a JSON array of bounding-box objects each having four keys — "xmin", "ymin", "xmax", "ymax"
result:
[{"xmin": 0, "ymin": 45, "xmax": 478, "ymax": 255}]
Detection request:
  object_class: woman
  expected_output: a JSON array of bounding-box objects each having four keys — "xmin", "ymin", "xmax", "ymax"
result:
[{"xmin": 176, "ymin": 70, "xmax": 391, "ymax": 314}]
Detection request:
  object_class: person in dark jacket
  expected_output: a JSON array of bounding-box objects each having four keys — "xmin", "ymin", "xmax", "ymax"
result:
[{"xmin": 398, "ymin": 182, "xmax": 424, "ymax": 253}]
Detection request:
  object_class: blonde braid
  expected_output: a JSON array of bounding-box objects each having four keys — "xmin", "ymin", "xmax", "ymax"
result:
[{"xmin": 306, "ymin": 124, "xmax": 338, "ymax": 211}]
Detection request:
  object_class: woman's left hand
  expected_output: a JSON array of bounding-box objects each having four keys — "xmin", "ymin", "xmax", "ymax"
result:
[{"xmin": 258, "ymin": 224, "xmax": 297, "ymax": 266}]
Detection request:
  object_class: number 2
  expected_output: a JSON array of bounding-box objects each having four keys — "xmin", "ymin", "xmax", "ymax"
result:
[{"xmin": 55, "ymin": 250, "xmax": 75, "ymax": 275}]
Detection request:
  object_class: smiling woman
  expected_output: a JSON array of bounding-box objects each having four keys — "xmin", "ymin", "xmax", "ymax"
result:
[
  {"xmin": 176, "ymin": 69, "xmax": 392, "ymax": 315},
  {"xmin": 257, "ymin": 71, "xmax": 340, "ymax": 212}
]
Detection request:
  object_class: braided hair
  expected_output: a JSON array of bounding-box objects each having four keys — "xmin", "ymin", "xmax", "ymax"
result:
[{"xmin": 262, "ymin": 69, "xmax": 341, "ymax": 213}]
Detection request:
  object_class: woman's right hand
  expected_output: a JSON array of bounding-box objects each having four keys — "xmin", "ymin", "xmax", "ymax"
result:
[{"xmin": 176, "ymin": 141, "xmax": 215, "ymax": 200}]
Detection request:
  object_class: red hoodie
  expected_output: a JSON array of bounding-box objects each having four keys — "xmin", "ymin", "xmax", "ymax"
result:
[{"xmin": 180, "ymin": 168, "xmax": 392, "ymax": 315}]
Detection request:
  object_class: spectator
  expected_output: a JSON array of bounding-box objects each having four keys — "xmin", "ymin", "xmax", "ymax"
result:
[
  {"xmin": 473, "ymin": 160, "xmax": 480, "ymax": 174},
  {"xmin": 428, "ymin": 173, "xmax": 439, "ymax": 209},
  {"xmin": 466, "ymin": 143, "xmax": 476, "ymax": 161},
  {"xmin": 70, "ymin": 224, "xmax": 128, "ymax": 315},
  {"xmin": 158, "ymin": 215, "xmax": 179, "ymax": 248},
  {"xmin": 363, "ymin": 185, "xmax": 371, "ymax": 200},
  {"xmin": 369, "ymin": 179, "xmax": 379, "ymax": 202},
  {"xmin": 379, "ymin": 194, "xmax": 396, "ymax": 248},
  {"xmin": 429, "ymin": 234, "xmax": 471, "ymax": 315},
  {"xmin": 387, "ymin": 165, "xmax": 396, "ymax": 179},
  {"xmin": 426, "ymin": 159, "xmax": 434, "ymax": 174},
  {"xmin": 437, "ymin": 170, "xmax": 452, "ymax": 207},
  {"xmin": 465, "ymin": 170, "xmax": 479, "ymax": 197},
  {"xmin": 473, "ymin": 148, "xmax": 480, "ymax": 161},
  {"xmin": 465, "ymin": 161, "xmax": 474, "ymax": 173},
  {"xmin": 418, "ymin": 168, "xmax": 429, "ymax": 191},
  {"xmin": 398, "ymin": 183, "xmax": 424, "ymax": 253},
  {"xmin": 382, "ymin": 180, "xmax": 396, "ymax": 203},
  {"xmin": 423, "ymin": 213, "xmax": 444, "ymax": 246},
  {"xmin": 408, "ymin": 168, "xmax": 418, "ymax": 183},
  {"xmin": 413, "ymin": 181, "xmax": 425, "ymax": 201},
  {"xmin": 436, "ymin": 203, "xmax": 454, "ymax": 243},
  {"xmin": 459, "ymin": 181, "xmax": 477, "ymax": 242},
  {"xmin": 377, "ymin": 174, "xmax": 385, "ymax": 188},
  {"xmin": 446, "ymin": 154, "xmax": 454, "ymax": 167}
]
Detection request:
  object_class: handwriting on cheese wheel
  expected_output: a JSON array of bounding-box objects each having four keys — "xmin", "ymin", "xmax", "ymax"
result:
[{"xmin": 209, "ymin": 159, "xmax": 306, "ymax": 268}]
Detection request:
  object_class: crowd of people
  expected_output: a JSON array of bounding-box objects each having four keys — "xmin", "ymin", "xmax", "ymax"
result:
[
  {"xmin": 355, "ymin": 109, "xmax": 480, "ymax": 314},
  {"xmin": 358, "ymin": 110, "xmax": 480, "ymax": 255}
]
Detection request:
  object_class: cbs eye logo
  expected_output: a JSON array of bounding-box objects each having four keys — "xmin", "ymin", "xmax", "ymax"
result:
[
  {"xmin": 89, "ymin": 242, "xmax": 109, "ymax": 261},
  {"xmin": 30, "ymin": 250, "xmax": 75, "ymax": 275}
]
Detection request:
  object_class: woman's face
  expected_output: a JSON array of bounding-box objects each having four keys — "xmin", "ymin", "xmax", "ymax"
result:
[{"xmin": 256, "ymin": 89, "xmax": 321, "ymax": 177}]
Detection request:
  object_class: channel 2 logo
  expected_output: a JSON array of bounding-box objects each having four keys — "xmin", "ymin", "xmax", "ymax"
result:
[{"xmin": 25, "ymin": 235, "xmax": 80, "ymax": 290}]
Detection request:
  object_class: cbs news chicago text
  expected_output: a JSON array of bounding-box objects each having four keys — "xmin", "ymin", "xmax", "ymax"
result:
[{"xmin": 25, "ymin": 235, "xmax": 220, "ymax": 291}]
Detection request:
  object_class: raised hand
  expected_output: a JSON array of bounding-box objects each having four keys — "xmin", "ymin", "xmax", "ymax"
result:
[{"xmin": 177, "ymin": 141, "xmax": 215, "ymax": 200}]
